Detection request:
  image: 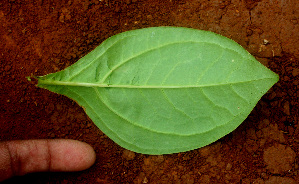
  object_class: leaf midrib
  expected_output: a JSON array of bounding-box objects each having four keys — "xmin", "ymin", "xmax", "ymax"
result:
[{"xmin": 38, "ymin": 77, "xmax": 274, "ymax": 88}]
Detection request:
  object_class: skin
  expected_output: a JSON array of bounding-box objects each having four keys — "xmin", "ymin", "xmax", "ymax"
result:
[{"xmin": 0, "ymin": 139, "xmax": 96, "ymax": 182}]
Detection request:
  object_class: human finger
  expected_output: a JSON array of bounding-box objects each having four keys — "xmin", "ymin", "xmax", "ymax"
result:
[{"xmin": 0, "ymin": 139, "xmax": 96, "ymax": 182}]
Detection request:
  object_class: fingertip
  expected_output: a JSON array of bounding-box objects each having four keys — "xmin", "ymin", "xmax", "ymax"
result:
[{"xmin": 49, "ymin": 139, "xmax": 96, "ymax": 172}]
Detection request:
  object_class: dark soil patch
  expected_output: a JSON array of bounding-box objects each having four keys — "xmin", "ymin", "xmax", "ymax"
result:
[{"xmin": 1, "ymin": 0, "xmax": 298, "ymax": 183}]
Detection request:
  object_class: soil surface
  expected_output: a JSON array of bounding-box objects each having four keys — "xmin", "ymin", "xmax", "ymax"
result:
[{"xmin": 1, "ymin": 0, "xmax": 298, "ymax": 183}]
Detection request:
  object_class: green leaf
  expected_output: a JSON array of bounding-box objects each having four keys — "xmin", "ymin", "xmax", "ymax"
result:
[{"xmin": 36, "ymin": 27, "xmax": 279, "ymax": 155}]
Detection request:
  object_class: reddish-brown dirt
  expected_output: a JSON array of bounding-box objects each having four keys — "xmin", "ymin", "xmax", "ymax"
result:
[{"xmin": 1, "ymin": 0, "xmax": 298, "ymax": 183}]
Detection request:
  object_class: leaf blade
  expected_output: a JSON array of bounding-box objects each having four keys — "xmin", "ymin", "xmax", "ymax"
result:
[{"xmin": 37, "ymin": 27, "xmax": 279, "ymax": 154}]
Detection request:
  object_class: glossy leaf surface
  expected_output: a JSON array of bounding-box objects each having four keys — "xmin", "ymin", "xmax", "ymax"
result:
[{"xmin": 37, "ymin": 27, "xmax": 279, "ymax": 154}]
